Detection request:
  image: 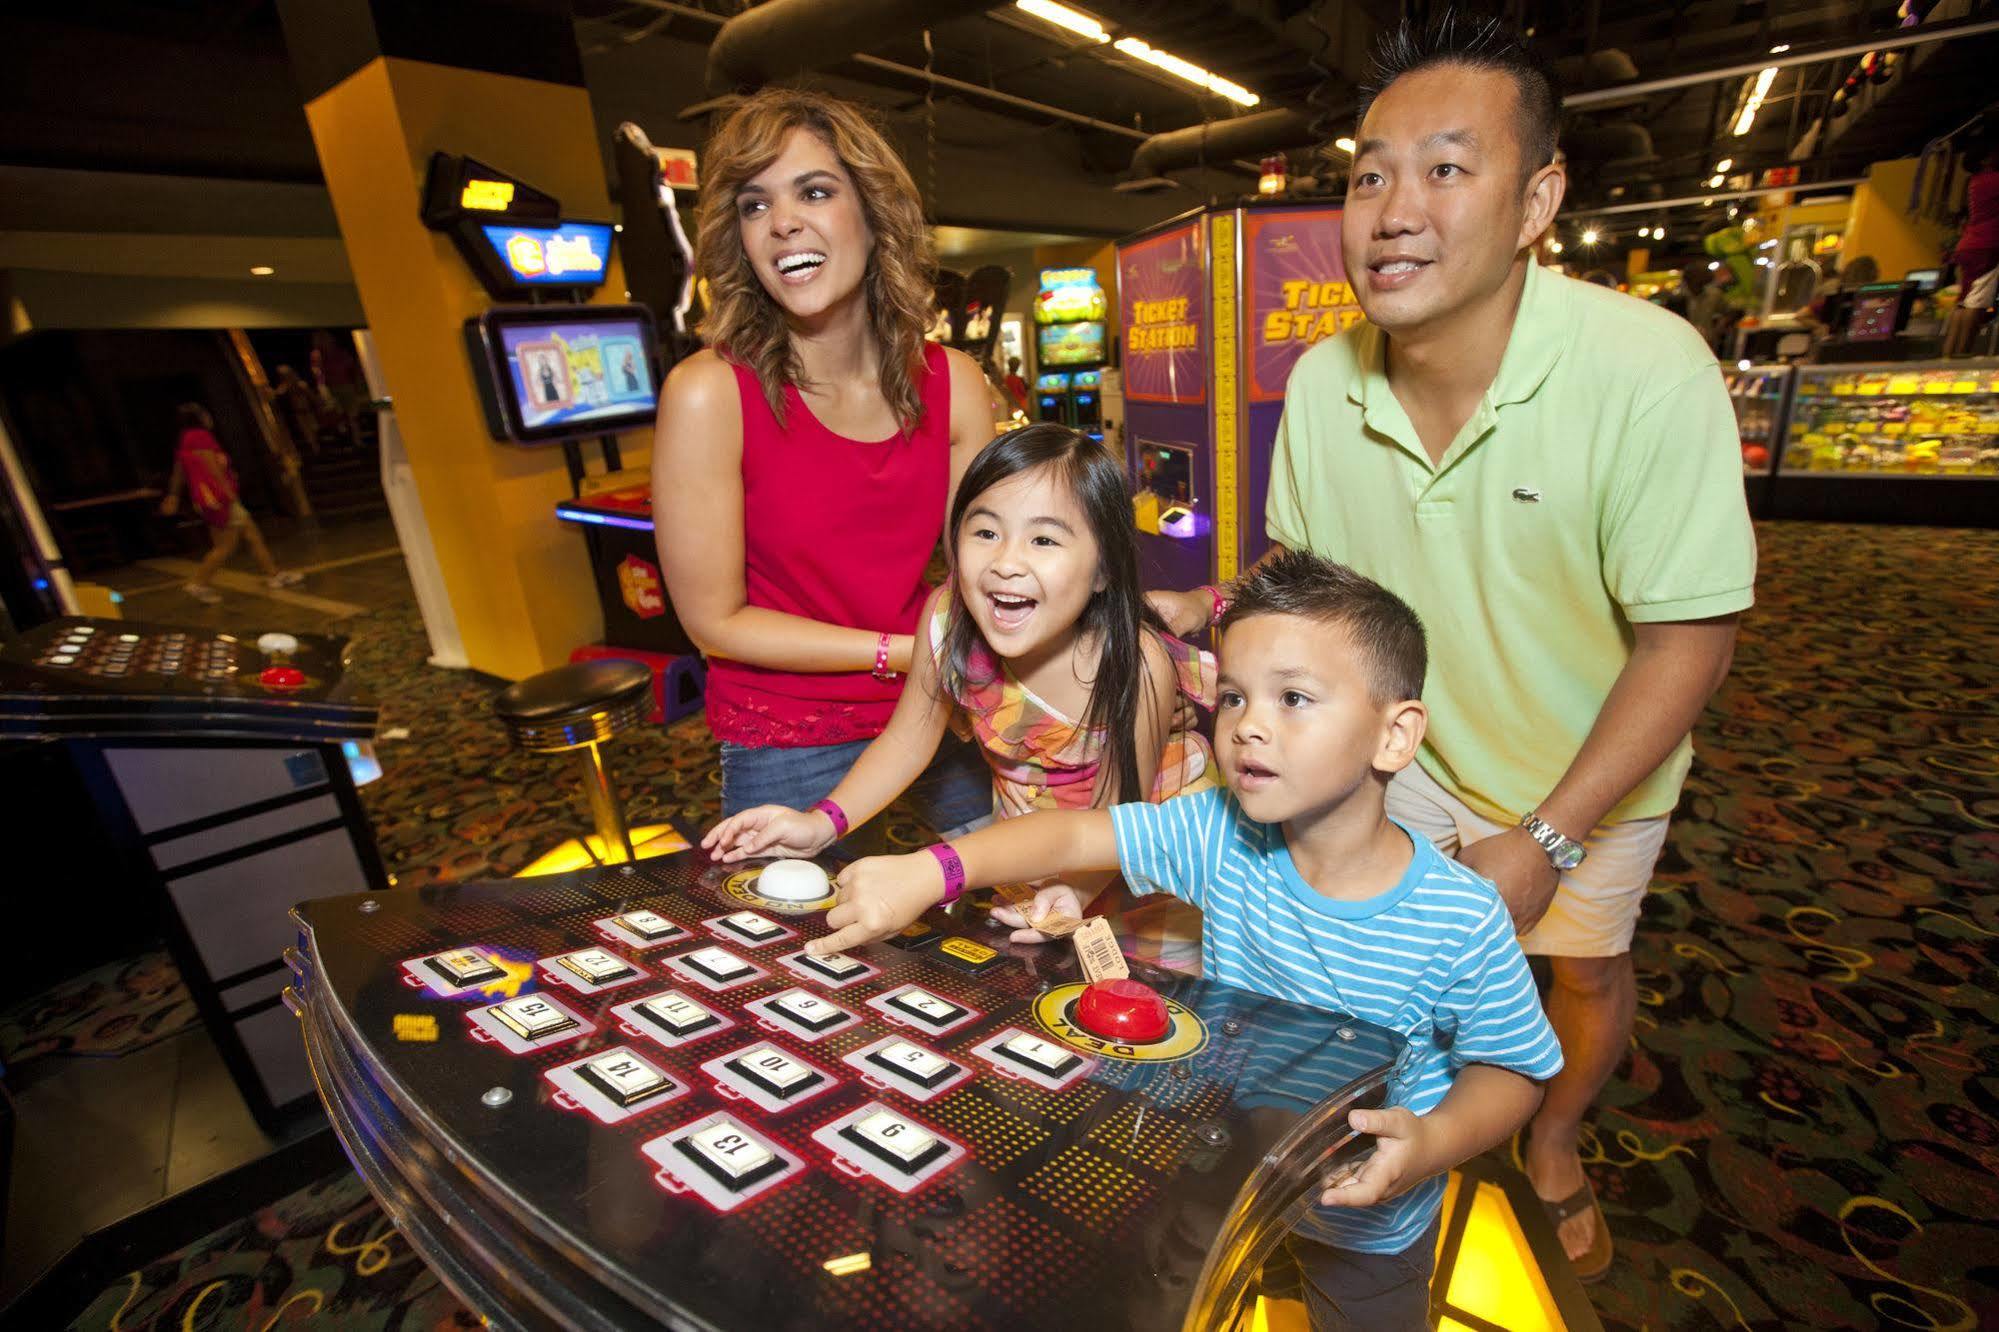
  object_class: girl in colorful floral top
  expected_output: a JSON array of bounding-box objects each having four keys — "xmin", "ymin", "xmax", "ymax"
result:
[{"xmin": 705, "ymin": 423, "xmax": 1216, "ymax": 966}]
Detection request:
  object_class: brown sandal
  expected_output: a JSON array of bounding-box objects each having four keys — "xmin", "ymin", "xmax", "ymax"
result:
[{"xmin": 1542, "ymin": 1177, "xmax": 1614, "ymax": 1284}]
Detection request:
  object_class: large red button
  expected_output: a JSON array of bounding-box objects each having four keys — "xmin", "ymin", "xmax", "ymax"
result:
[
  {"xmin": 1075, "ymin": 978, "xmax": 1170, "ymax": 1044},
  {"xmin": 259, "ymin": 665, "xmax": 306, "ymax": 691}
]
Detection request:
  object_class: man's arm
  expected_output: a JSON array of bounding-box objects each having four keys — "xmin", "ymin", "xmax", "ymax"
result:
[
  {"xmin": 1462, "ymin": 615, "xmax": 1738, "ymax": 930},
  {"xmin": 811, "ymin": 809, "xmax": 1120, "ymax": 955},
  {"xmin": 1145, "ymin": 543, "xmax": 1289, "ymax": 638}
]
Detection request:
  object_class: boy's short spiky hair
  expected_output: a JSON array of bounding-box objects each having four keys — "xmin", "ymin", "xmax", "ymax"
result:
[
  {"xmin": 1220, "ymin": 549, "xmax": 1427, "ymax": 704},
  {"xmin": 1358, "ymin": 10, "xmax": 1562, "ymax": 186}
]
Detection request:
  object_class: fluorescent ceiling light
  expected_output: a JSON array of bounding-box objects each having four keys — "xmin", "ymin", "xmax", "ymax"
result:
[
  {"xmin": 1732, "ymin": 67, "xmax": 1778, "ymax": 136},
  {"xmin": 1769, "ymin": 43, "xmax": 1790, "ymax": 53},
  {"xmin": 1113, "ymin": 36, "xmax": 1259, "ymax": 105},
  {"xmin": 1015, "ymin": 2, "xmax": 1258, "ymax": 105},
  {"xmin": 250, "ymin": 266, "xmax": 275, "ymax": 276},
  {"xmin": 1015, "ymin": 0, "xmax": 1107, "ymax": 42},
  {"xmin": 1335, "ymin": 137, "xmax": 1356, "ymax": 154}
]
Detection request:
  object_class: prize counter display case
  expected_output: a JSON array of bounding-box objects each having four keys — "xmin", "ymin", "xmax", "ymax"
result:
[
  {"xmin": 1773, "ymin": 359, "xmax": 1999, "ymax": 526},
  {"xmin": 286, "ymin": 851, "xmax": 1416, "ymax": 1331},
  {"xmin": 1722, "ymin": 363, "xmax": 1792, "ymax": 514}
]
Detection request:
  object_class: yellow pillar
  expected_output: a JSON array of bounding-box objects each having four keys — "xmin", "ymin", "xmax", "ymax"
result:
[
  {"xmin": 296, "ymin": 48, "xmax": 642, "ymax": 679},
  {"xmin": 1843, "ymin": 159, "xmax": 1952, "ymax": 282}
]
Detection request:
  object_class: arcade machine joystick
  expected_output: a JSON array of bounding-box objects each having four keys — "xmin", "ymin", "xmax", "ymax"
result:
[{"xmin": 256, "ymin": 632, "xmax": 306, "ymax": 691}]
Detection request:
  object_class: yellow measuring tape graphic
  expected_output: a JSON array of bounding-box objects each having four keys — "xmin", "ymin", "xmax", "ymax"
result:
[{"xmin": 1210, "ymin": 213, "xmax": 1239, "ymax": 583}]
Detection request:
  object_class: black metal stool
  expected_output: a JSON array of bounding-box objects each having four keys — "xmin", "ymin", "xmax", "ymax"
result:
[{"xmin": 493, "ymin": 659, "xmax": 654, "ymax": 864}]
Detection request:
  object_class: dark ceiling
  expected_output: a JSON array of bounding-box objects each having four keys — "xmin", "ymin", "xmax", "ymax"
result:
[{"xmin": 4, "ymin": 0, "xmax": 1996, "ymax": 248}]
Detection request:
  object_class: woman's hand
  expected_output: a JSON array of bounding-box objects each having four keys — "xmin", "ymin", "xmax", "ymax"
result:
[{"xmin": 701, "ymin": 806, "xmax": 837, "ymax": 863}]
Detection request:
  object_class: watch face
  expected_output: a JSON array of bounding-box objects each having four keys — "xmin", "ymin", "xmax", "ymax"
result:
[{"xmin": 1552, "ymin": 842, "xmax": 1586, "ymax": 871}]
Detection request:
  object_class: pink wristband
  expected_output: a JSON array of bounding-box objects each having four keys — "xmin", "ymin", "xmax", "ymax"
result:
[
  {"xmin": 811, "ymin": 798, "xmax": 849, "ymax": 838},
  {"xmin": 872, "ymin": 631, "xmax": 898, "ymax": 681},
  {"xmin": 925, "ymin": 842, "xmax": 966, "ymax": 905},
  {"xmin": 1201, "ymin": 584, "xmax": 1228, "ymax": 627}
]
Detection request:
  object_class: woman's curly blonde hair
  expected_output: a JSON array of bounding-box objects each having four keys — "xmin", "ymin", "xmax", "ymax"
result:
[{"xmin": 695, "ymin": 89, "xmax": 937, "ymax": 431}]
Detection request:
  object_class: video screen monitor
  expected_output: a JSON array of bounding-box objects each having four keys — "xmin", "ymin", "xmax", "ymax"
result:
[
  {"xmin": 468, "ymin": 305, "xmax": 660, "ymax": 444},
  {"xmin": 1038, "ymin": 321, "xmax": 1105, "ymax": 367},
  {"xmin": 1034, "ymin": 268, "xmax": 1107, "ymax": 325},
  {"xmin": 1844, "ymin": 283, "xmax": 1908, "ymax": 343},
  {"xmin": 467, "ymin": 221, "xmax": 614, "ymax": 295}
]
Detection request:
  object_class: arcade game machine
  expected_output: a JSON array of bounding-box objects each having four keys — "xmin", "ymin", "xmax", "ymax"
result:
[
  {"xmin": 1034, "ymin": 267, "xmax": 1109, "ymax": 442},
  {"xmin": 0, "ymin": 620, "xmax": 384, "ymax": 1131},
  {"xmin": 287, "ymin": 850, "xmax": 1402, "ymax": 1329},
  {"xmin": 1070, "ymin": 368, "xmax": 1105, "ymax": 435},
  {"xmin": 1035, "ymin": 371, "xmax": 1073, "ymax": 425},
  {"xmin": 424, "ymin": 152, "xmax": 706, "ymax": 721},
  {"xmin": 288, "ymin": 852, "xmax": 1600, "ymax": 1330},
  {"xmin": 1117, "ymin": 203, "xmax": 1362, "ymax": 593}
]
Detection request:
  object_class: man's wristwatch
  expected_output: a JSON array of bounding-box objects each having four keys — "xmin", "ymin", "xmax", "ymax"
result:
[{"xmin": 1519, "ymin": 813, "xmax": 1586, "ymax": 871}]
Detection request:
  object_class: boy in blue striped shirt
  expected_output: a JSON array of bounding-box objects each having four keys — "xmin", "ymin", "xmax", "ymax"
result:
[{"xmin": 812, "ymin": 550, "xmax": 1563, "ymax": 1329}]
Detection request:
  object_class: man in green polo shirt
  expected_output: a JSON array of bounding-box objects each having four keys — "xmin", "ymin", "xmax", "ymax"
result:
[{"xmin": 1155, "ymin": 15, "xmax": 1753, "ymax": 1288}]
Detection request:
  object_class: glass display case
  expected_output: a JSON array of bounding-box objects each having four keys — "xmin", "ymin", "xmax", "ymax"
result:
[
  {"xmin": 1772, "ymin": 359, "xmax": 1999, "ymax": 525},
  {"xmin": 1723, "ymin": 363, "xmax": 1792, "ymax": 513}
]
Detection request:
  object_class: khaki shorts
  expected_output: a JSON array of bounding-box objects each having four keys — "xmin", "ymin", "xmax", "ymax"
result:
[{"xmin": 1386, "ymin": 761, "xmax": 1669, "ymax": 958}]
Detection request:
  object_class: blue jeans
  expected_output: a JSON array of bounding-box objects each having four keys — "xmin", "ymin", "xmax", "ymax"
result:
[{"xmin": 718, "ymin": 733, "xmax": 993, "ymax": 840}]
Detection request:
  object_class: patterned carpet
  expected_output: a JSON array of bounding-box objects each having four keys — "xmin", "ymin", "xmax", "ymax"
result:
[
  {"xmin": 47, "ymin": 520, "xmax": 1999, "ymax": 1330},
  {"xmin": 0, "ymin": 951, "xmax": 198, "ymax": 1070}
]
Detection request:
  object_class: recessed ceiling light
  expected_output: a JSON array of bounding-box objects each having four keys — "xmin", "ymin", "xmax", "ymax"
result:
[{"xmin": 250, "ymin": 266, "xmax": 275, "ymax": 276}]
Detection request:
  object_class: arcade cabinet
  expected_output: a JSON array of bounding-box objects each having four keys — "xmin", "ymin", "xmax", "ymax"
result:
[
  {"xmin": 1034, "ymin": 267, "xmax": 1108, "ymax": 440},
  {"xmin": 1035, "ymin": 371, "xmax": 1072, "ymax": 425},
  {"xmin": 1070, "ymin": 368, "xmax": 1104, "ymax": 437},
  {"xmin": 0, "ymin": 619, "xmax": 384, "ymax": 1130},
  {"xmin": 1117, "ymin": 203, "xmax": 1360, "ymax": 592}
]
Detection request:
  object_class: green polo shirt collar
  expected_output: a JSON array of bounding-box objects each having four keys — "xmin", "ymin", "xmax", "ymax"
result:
[{"xmin": 1346, "ymin": 257, "xmax": 1569, "ymax": 473}]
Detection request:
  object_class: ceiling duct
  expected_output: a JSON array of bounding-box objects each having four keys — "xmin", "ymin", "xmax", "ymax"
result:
[
  {"xmin": 1124, "ymin": 107, "xmax": 1334, "ymax": 188},
  {"xmin": 704, "ymin": 0, "xmax": 1004, "ymax": 95}
]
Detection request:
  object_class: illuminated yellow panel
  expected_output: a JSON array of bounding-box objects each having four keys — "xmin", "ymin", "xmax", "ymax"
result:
[
  {"xmin": 1439, "ymin": 1174, "xmax": 1564, "ymax": 1331},
  {"xmin": 460, "ymin": 178, "xmax": 516, "ymax": 211},
  {"xmin": 515, "ymin": 824, "xmax": 690, "ymax": 877}
]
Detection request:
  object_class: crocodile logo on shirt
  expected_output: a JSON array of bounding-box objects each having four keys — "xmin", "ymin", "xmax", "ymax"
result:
[{"xmin": 1511, "ymin": 486, "xmax": 1542, "ymax": 503}]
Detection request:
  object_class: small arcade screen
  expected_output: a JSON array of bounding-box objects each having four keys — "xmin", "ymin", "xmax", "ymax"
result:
[
  {"xmin": 469, "ymin": 305, "xmax": 660, "ymax": 444},
  {"xmin": 471, "ymin": 220, "xmax": 615, "ymax": 294},
  {"xmin": 1033, "ymin": 267, "xmax": 1108, "ymax": 324},
  {"xmin": 1844, "ymin": 282, "xmax": 1911, "ymax": 342},
  {"xmin": 1038, "ymin": 321, "xmax": 1106, "ymax": 366}
]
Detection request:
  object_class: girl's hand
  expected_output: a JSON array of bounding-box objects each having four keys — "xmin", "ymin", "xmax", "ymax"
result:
[
  {"xmin": 701, "ymin": 806, "xmax": 837, "ymax": 862},
  {"xmin": 989, "ymin": 881, "xmax": 1085, "ymax": 944},
  {"xmin": 811, "ymin": 854, "xmax": 946, "ymax": 955}
]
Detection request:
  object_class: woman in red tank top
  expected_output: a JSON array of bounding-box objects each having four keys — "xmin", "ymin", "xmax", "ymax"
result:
[{"xmin": 653, "ymin": 89, "xmax": 998, "ymax": 830}]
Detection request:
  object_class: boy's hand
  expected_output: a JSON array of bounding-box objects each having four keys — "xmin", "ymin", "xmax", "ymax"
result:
[
  {"xmin": 159, "ymin": 495, "xmax": 178, "ymax": 517},
  {"xmin": 701, "ymin": 806, "xmax": 836, "ymax": 863},
  {"xmin": 989, "ymin": 881, "xmax": 1085, "ymax": 943},
  {"xmin": 810, "ymin": 853, "xmax": 945, "ymax": 955},
  {"xmin": 1317, "ymin": 1107, "xmax": 1436, "ymax": 1209}
]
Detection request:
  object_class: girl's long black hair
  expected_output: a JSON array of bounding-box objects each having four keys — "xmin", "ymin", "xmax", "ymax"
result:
[{"xmin": 938, "ymin": 423, "xmax": 1166, "ymax": 806}]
